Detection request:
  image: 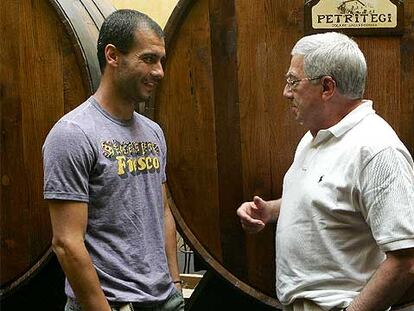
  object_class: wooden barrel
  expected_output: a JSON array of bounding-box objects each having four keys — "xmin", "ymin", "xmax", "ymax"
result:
[
  {"xmin": 0, "ymin": 0, "xmax": 115, "ymax": 297},
  {"xmin": 152, "ymin": 0, "xmax": 414, "ymax": 309}
]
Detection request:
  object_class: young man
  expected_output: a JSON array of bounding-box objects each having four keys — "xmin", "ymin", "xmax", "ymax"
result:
[
  {"xmin": 43, "ymin": 10, "xmax": 184, "ymax": 311},
  {"xmin": 237, "ymin": 32, "xmax": 414, "ymax": 311}
]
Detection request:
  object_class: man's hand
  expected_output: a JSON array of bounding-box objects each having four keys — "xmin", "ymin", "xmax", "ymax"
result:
[
  {"xmin": 237, "ymin": 196, "xmax": 278, "ymax": 233},
  {"xmin": 173, "ymin": 281, "xmax": 183, "ymax": 293}
]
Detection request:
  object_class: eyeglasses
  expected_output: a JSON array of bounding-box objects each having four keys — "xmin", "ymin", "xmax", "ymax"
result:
[{"xmin": 285, "ymin": 75, "xmax": 324, "ymax": 90}]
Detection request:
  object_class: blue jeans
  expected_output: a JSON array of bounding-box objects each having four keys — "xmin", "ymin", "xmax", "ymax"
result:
[{"xmin": 65, "ymin": 291, "xmax": 184, "ymax": 311}]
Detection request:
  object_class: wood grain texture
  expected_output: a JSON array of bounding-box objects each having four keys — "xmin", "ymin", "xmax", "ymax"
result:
[
  {"xmin": 154, "ymin": 0, "xmax": 414, "ymax": 307},
  {"xmin": 0, "ymin": 0, "xmax": 114, "ymax": 295},
  {"xmin": 236, "ymin": 0, "xmax": 306, "ymax": 297},
  {"xmin": 156, "ymin": 0, "xmax": 223, "ymax": 264},
  {"xmin": 399, "ymin": 0, "xmax": 414, "ymax": 158},
  {"xmin": 208, "ymin": 0, "xmax": 247, "ymax": 279},
  {"xmin": 1, "ymin": 0, "xmax": 66, "ymax": 290}
]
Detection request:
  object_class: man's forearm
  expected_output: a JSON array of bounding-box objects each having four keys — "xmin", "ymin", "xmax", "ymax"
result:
[
  {"xmin": 347, "ymin": 250, "xmax": 414, "ymax": 311},
  {"xmin": 53, "ymin": 240, "xmax": 111, "ymax": 311},
  {"xmin": 268, "ymin": 198, "xmax": 282, "ymax": 222},
  {"xmin": 164, "ymin": 205, "xmax": 181, "ymax": 284}
]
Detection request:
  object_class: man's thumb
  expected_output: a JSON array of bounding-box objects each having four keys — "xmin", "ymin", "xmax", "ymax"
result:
[{"xmin": 253, "ymin": 196, "xmax": 266, "ymax": 209}]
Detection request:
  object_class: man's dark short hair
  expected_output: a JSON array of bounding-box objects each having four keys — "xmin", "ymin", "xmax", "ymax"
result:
[{"xmin": 97, "ymin": 9, "xmax": 164, "ymax": 72}]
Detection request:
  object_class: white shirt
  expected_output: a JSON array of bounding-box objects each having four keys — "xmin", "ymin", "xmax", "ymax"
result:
[{"xmin": 276, "ymin": 100, "xmax": 414, "ymax": 310}]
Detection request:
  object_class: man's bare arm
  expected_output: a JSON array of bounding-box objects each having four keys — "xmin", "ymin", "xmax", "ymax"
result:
[{"xmin": 49, "ymin": 200, "xmax": 111, "ymax": 311}]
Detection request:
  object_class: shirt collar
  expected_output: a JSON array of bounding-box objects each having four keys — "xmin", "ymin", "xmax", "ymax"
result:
[{"xmin": 312, "ymin": 100, "xmax": 376, "ymax": 146}]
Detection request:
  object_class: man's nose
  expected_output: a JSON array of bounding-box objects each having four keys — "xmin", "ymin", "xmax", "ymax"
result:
[
  {"xmin": 151, "ymin": 61, "xmax": 164, "ymax": 80},
  {"xmin": 283, "ymin": 84, "xmax": 293, "ymax": 99}
]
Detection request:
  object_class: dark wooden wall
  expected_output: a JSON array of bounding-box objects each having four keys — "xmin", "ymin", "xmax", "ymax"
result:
[
  {"xmin": 155, "ymin": 0, "xmax": 414, "ymax": 307},
  {"xmin": 0, "ymin": 0, "xmax": 89, "ymax": 292},
  {"xmin": 1, "ymin": 0, "xmax": 113, "ymax": 308}
]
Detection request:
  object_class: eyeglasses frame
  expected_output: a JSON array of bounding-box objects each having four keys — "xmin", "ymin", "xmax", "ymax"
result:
[{"xmin": 285, "ymin": 75, "xmax": 325, "ymax": 90}]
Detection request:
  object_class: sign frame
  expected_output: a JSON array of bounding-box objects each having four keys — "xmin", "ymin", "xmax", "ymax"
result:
[{"xmin": 304, "ymin": 0, "xmax": 404, "ymax": 36}]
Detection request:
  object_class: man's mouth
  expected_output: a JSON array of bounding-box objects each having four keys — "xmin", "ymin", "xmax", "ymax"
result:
[
  {"xmin": 143, "ymin": 81, "xmax": 157, "ymax": 90},
  {"xmin": 290, "ymin": 104, "xmax": 299, "ymax": 115}
]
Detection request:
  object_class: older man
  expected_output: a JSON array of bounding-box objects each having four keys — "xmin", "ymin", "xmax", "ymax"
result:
[{"xmin": 237, "ymin": 32, "xmax": 414, "ymax": 311}]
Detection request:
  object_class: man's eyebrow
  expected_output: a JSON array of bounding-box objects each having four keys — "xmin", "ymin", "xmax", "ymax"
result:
[
  {"xmin": 139, "ymin": 51, "xmax": 165, "ymax": 57},
  {"xmin": 139, "ymin": 52, "xmax": 156, "ymax": 57},
  {"xmin": 138, "ymin": 52, "xmax": 166, "ymax": 62}
]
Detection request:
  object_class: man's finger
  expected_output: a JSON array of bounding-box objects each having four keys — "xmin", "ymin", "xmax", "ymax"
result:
[{"xmin": 253, "ymin": 196, "xmax": 266, "ymax": 209}]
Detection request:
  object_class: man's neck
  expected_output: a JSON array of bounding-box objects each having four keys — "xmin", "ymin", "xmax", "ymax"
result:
[
  {"xmin": 310, "ymin": 98, "xmax": 363, "ymax": 136},
  {"xmin": 93, "ymin": 80, "xmax": 135, "ymax": 121}
]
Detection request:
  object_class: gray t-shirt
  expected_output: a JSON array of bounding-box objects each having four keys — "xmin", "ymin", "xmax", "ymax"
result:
[{"xmin": 43, "ymin": 97, "xmax": 175, "ymax": 303}]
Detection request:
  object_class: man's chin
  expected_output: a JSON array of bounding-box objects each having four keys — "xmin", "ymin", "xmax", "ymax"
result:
[
  {"xmin": 292, "ymin": 114, "xmax": 304, "ymax": 125},
  {"xmin": 134, "ymin": 92, "xmax": 151, "ymax": 103}
]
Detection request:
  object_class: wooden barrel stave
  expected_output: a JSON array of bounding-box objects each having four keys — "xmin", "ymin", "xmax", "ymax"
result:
[
  {"xmin": 155, "ymin": 0, "xmax": 414, "ymax": 308},
  {"xmin": 0, "ymin": 0, "xmax": 115, "ymax": 297}
]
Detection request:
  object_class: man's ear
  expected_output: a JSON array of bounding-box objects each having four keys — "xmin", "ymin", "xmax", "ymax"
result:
[
  {"xmin": 321, "ymin": 76, "xmax": 336, "ymax": 100},
  {"xmin": 105, "ymin": 44, "xmax": 119, "ymax": 68}
]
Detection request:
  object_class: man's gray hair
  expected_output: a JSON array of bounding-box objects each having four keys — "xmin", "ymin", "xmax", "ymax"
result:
[{"xmin": 292, "ymin": 32, "xmax": 367, "ymax": 100}]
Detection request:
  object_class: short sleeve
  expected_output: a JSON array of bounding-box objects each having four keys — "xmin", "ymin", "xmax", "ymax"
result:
[
  {"xmin": 359, "ymin": 147, "xmax": 414, "ymax": 252},
  {"xmin": 158, "ymin": 129, "xmax": 167, "ymax": 183},
  {"xmin": 43, "ymin": 120, "xmax": 96, "ymax": 202}
]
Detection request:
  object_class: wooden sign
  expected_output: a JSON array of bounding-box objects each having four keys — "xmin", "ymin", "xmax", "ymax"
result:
[{"xmin": 304, "ymin": 0, "xmax": 404, "ymax": 36}]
